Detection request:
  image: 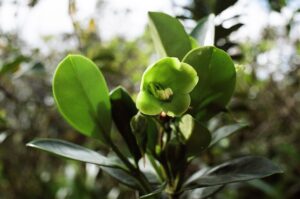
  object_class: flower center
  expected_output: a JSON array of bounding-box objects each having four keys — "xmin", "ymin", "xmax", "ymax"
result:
[{"xmin": 148, "ymin": 82, "xmax": 173, "ymax": 102}]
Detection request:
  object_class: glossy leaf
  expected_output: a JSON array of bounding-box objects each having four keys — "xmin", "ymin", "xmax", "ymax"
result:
[
  {"xmin": 209, "ymin": 123, "xmax": 248, "ymax": 147},
  {"xmin": 148, "ymin": 12, "xmax": 192, "ymax": 60},
  {"xmin": 179, "ymin": 114, "xmax": 211, "ymax": 156},
  {"xmin": 186, "ymin": 185, "xmax": 224, "ymax": 199},
  {"xmin": 27, "ymin": 138, "xmax": 141, "ymax": 189},
  {"xmin": 183, "ymin": 156, "xmax": 283, "ymax": 189},
  {"xmin": 110, "ymin": 86, "xmax": 141, "ymax": 162},
  {"xmin": 182, "ymin": 46, "xmax": 236, "ymax": 121},
  {"xmin": 140, "ymin": 183, "xmax": 166, "ymax": 199},
  {"xmin": 26, "ymin": 138, "xmax": 122, "ymax": 169},
  {"xmin": 53, "ymin": 55, "xmax": 111, "ymax": 141},
  {"xmin": 102, "ymin": 167, "xmax": 142, "ymax": 189},
  {"xmin": 190, "ymin": 14, "xmax": 215, "ymax": 46}
]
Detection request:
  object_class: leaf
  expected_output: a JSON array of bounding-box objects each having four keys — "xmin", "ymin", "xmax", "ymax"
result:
[
  {"xmin": 209, "ymin": 123, "xmax": 248, "ymax": 147},
  {"xmin": 183, "ymin": 156, "xmax": 283, "ymax": 190},
  {"xmin": 190, "ymin": 14, "xmax": 215, "ymax": 46},
  {"xmin": 26, "ymin": 138, "xmax": 122, "ymax": 168},
  {"xmin": 110, "ymin": 86, "xmax": 141, "ymax": 162},
  {"xmin": 148, "ymin": 12, "xmax": 192, "ymax": 60},
  {"xmin": 179, "ymin": 114, "xmax": 211, "ymax": 156},
  {"xmin": 140, "ymin": 183, "xmax": 167, "ymax": 199},
  {"xmin": 102, "ymin": 167, "xmax": 142, "ymax": 189},
  {"xmin": 186, "ymin": 185, "xmax": 224, "ymax": 199},
  {"xmin": 53, "ymin": 55, "xmax": 111, "ymax": 142},
  {"xmin": 182, "ymin": 46, "xmax": 236, "ymax": 121},
  {"xmin": 0, "ymin": 55, "xmax": 29, "ymax": 75},
  {"xmin": 27, "ymin": 138, "xmax": 142, "ymax": 189}
]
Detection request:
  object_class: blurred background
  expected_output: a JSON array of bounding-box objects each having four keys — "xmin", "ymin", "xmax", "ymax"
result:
[{"xmin": 0, "ymin": 0, "xmax": 300, "ymax": 198}]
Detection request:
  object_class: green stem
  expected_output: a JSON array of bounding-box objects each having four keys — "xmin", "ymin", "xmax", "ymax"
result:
[{"xmin": 147, "ymin": 154, "xmax": 165, "ymax": 182}]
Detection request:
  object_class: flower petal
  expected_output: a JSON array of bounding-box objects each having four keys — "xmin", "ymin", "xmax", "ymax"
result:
[
  {"xmin": 162, "ymin": 94, "xmax": 191, "ymax": 116},
  {"xmin": 142, "ymin": 57, "xmax": 198, "ymax": 93},
  {"xmin": 136, "ymin": 91, "xmax": 162, "ymax": 115}
]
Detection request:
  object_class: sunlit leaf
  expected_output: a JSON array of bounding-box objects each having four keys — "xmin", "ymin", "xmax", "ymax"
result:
[
  {"xmin": 148, "ymin": 12, "xmax": 192, "ymax": 60},
  {"xmin": 191, "ymin": 14, "xmax": 215, "ymax": 46},
  {"xmin": 183, "ymin": 46, "xmax": 236, "ymax": 121},
  {"xmin": 53, "ymin": 55, "xmax": 111, "ymax": 142}
]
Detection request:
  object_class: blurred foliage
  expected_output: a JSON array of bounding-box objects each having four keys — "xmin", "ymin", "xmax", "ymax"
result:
[{"xmin": 0, "ymin": 0, "xmax": 300, "ymax": 198}]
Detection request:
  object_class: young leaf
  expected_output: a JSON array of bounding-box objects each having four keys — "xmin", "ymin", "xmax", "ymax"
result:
[
  {"xmin": 110, "ymin": 86, "xmax": 141, "ymax": 162},
  {"xmin": 53, "ymin": 55, "xmax": 111, "ymax": 142},
  {"xmin": 183, "ymin": 156, "xmax": 283, "ymax": 189},
  {"xmin": 209, "ymin": 123, "xmax": 248, "ymax": 147},
  {"xmin": 26, "ymin": 138, "xmax": 123, "ymax": 169},
  {"xmin": 190, "ymin": 14, "xmax": 215, "ymax": 46},
  {"xmin": 148, "ymin": 12, "xmax": 192, "ymax": 60},
  {"xmin": 179, "ymin": 114, "xmax": 211, "ymax": 156},
  {"xmin": 182, "ymin": 46, "xmax": 236, "ymax": 121}
]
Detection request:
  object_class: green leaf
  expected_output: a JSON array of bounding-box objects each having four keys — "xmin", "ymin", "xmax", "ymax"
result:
[
  {"xmin": 110, "ymin": 86, "xmax": 141, "ymax": 162},
  {"xmin": 182, "ymin": 46, "xmax": 236, "ymax": 121},
  {"xmin": 26, "ymin": 138, "xmax": 122, "ymax": 168},
  {"xmin": 0, "ymin": 55, "xmax": 29, "ymax": 75},
  {"xmin": 140, "ymin": 183, "xmax": 166, "ymax": 199},
  {"xmin": 190, "ymin": 14, "xmax": 215, "ymax": 46},
  {"xmin": 209, "ymin": 123, "xmax": 248, "ymax": 147},
  {"xmin": 27, "ymin": 138, "xmax": 142, "ymax": 189},
  {"xmin": 103, "ymin": 167, "xmax": 142, "ymax": 189},
  {"xmin": 179, "ymin": 114, "xmax": 211, "ymax": 156},
  {"xmin": 183, "ymin": 156, "xmax": 283, "ymax": 189},
  {"xmin": 53, "ymin": 55, "xmax": 111, "ymax": 142},
  {"xmin": 186, "ymin": 185, "xmax": 224, "ymax": 199},
  {"xmin": 148, "ymin": 12, "xmax": 192, "ymax": 60}
]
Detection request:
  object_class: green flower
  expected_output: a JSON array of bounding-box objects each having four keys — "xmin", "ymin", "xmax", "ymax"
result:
[{"xmin": 136, "ymin": 57, "xmax": 198, "ymax": 117}]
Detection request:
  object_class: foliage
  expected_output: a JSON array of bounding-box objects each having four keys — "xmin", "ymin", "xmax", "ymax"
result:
[{"xmin": 27, "ymin": 12, "xmax": 282, "ymax": 199}]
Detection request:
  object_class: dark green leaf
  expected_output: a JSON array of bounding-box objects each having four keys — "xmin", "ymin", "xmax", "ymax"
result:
[
  {"xmin": 26, "ymin": 138, "xmax": 122, "ymax": 169},
  {"xmin": 27, "ymin": 138, "xmax": 142, "ymax": 189},
  {"xmin": 179, "ymin": 114, "xmax": 211, "ymax": 156},
  {"xmin": 182, "ymin": 46, "xmax": 236, "ymax": 121},
  {"xmin": 102, "ymin": 167, "xmax": 142, "ymax": 189},
  {"xmin": 190, "ymin": 14, "xmax": 215, "ymax": 46},
  {"xmin": 53, "ymin": 55, "xmax": 111, "ymax": 142},
  {"xmin": 209, "ymin": 123, "xmax": 248, "ymax": 147},
  {"xmin": 183, "ymin": 156, "xmax": 283, "ymax": 189},
  {"xmin": 110, "ymin": 86, "xmax": 141, "ymax": 162},
  {"xmin": 186, "ymin": 185, "xmax": 224, "ymax": 199},
  {"xmin": 140, "ymin": 182, "xmax": 166, "ymax": 199},
  {"xmin": 148, "ymin": 12, "xmax": 192, "ymax": 60},
  {"xmin": 0, "ymin": 55, "xmax": 29, "ymax": 75}
]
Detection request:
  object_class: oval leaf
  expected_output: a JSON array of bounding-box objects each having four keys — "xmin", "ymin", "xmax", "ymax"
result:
[
  {"xmin": 182, "ymin": 46, "xmax": 236, "ymax": 121},
  {"xmin": 148, "ymin": 12, "xmax": 192, "ymax": 60},
  {"xmin": 53, "ymin": 55, "xmax": 111, "ymax": 141},
  {"xmin": 183, "ymin": 156, "xmax": 283, "ymax": 189}
]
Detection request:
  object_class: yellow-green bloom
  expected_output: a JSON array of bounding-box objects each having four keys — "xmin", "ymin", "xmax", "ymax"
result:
[{"xmin": 136, "ymin": 57, "xmax": 198, "ymax": 117}]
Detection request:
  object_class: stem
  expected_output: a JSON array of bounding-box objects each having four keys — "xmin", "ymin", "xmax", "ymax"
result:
[
  {"xmin": 147, "ymin": 154, "xmax": 165, "ymax": 182},
  {"xmin": 105, "ymin": 135, "xmax": 153, "ymax": 193}
]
